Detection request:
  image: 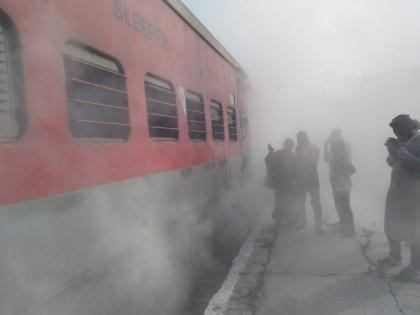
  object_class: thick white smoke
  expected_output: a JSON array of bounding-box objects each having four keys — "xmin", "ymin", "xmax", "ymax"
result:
[{"xmin": 184, "ymin": 0, "xmax": 420, "ymax": 225}]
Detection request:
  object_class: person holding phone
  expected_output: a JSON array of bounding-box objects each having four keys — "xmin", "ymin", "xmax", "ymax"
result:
[{"xmin": 378, "ymin": 114, "xmax": 420, "ymax": 282}]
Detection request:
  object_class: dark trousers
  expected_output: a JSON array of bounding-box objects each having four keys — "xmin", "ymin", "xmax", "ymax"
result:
[
  {"xmin": 388, "ymin": 236, "xmax": 420, "ymax": 270},
  {"xmin": 273, "ymin": 189, "xmax": 296, "ymax": 225},
  {"xmin": 332, "ymin": 189, "xmax": 355, "ymax": 235},
  {"xmin": 295, "ymin": 188, "xmax": 322, "ymax": 227}
]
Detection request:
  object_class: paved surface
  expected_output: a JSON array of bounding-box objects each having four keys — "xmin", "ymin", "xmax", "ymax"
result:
[{"xmin": 208, "ymin": 221, "xmax": 420, "ymax": 315}]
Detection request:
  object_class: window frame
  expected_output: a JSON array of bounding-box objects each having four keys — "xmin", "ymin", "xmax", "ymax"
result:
[
  {"xmin": 227, "ymin": 105, "xmax": 238, "ymax": 141},
  {"xmin": 144, "ymin": 73, "xmax": 179, "ymax": 142},
  {"xmin": 185, "ymin": 89, "xmax": 207, "ymax": 142},
  {"xmin": 210, "ymin": 100, "xmax": 225, "ymax": 142},
  {"xmin": 0, "ymin": 10, "xmax": 26, "ymax": 143},
  {"xmin": 63, "ymin": 41, "xmax": 131, "ymax": 143}
]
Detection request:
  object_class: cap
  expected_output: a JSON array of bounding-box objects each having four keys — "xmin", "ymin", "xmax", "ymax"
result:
[{"xmin": 389, "ymin": 114, "xmax": 417, "ymax": 129}]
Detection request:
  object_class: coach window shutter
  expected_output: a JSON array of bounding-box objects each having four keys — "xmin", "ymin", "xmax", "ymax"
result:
[
  {"xmin": 0, "ymin": 12, "xmax": 25, "ymax": 141},
  {"xmin": 210, "ymin": 100, "xmax": 224, "ymax": 141},
  {"xmin": 227, "ymin": 106, "xmax": 238, "ymax": 141},
  {"xmin": 144, "ymin": 74, "xmax": 179, "ymax": 140},
  {"xmin": 63, "ymin": 42, "xmax": 130, "ymax": 141},
  {"xmin": 185, "ymin": 90, "xmax": 206, "ymax": 141}
]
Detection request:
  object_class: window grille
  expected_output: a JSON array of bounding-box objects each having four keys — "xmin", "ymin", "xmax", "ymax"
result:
[
  {"xmin": 227, "ymin": 106, "xmax": 238, "ymax": 141},
  {"xmin": 144, "ymin": 74, "xmax": 178, "ymax": 140},
  {"xmin": 63, "ymin": 42, "xmax": 130, "ymax": 141},
  {"xmin": 0, "ymin": 13, "xmax": 25, "ymax": 141},
  {"xmin": 210, "ymin": 100, "xmax": 224, "ymax": 141},
  {"xmin": 185, "ymin": 90, "xmax": 206, "ymax": 141}
]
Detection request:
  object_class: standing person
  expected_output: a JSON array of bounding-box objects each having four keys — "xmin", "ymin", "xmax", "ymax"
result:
[
  {"xmin": 377, "ymin": 114, "xmax": 420, "ymax": 281},
  {"xmin": 295, "ymin": 131, "xmax": 324, "ymax": 234},
  {"xmin": 324, "ymin": 129, "xmax": 356, "ymax": 238},
  {"xmin": 265, "ymin": 138, "xmax": 297, "ymax": 227}
]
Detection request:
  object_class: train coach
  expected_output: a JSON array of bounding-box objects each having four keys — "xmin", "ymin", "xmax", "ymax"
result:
[{"xmin": 0, "ymin": 0, "xmax": 249, "ymax": 314}]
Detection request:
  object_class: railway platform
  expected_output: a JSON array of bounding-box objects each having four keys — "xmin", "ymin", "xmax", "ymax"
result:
[{"xmin": 206, "ymin": 215, "xmax": 420, "ymax": 315}]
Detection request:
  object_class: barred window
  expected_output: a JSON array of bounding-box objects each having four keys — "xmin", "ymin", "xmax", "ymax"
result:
[
  {"xmin": 185, "ymin": 90, "xmax": 206, "ymax": 141},
  {"xmin": 227, "ymin": 106, "xmax": 238, "ymax": 141},
  {"xmin": 0, "ymin": 12, "xmax": 25, "ymax": 141},
  {"xmin": 144, "ymin": 74, "xmax": 178, "ymax": 140},
  {"xmin": 210, "ymin": 100, "xmax": 224, "ymax": 141},
  {"xmin": 63, "ymin": 42, "xmax": 130, "ymax": 141}
]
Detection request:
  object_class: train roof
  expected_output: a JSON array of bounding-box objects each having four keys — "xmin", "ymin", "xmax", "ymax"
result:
[{"xmin": 163, "ymin": 0, "xmax": 243, "ymax": 72}]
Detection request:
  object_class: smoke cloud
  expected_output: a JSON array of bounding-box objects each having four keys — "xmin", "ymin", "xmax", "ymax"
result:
[
  {"xmin": 184, "ymin": 0, "xmax": 420, "ymax": 224},
  {"xmin": 6, "ymin": 2, "xmax": 420, "ymax": 314}
]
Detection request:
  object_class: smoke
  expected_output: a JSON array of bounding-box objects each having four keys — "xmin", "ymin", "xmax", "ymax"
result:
[
  {"xmin": 184, "ymin": 0, "xmax": 420, "ymax": 225},
  {"xmin": 0, "ymin": 174, "xmax": 265, "ymax": 315},
  {"xmin": 5, "ymin": 1, "xmax": 420, "ymax": 314}
]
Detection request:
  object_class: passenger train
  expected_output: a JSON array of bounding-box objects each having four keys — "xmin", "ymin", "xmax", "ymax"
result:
[{"xmin": 0, "ymin": 0, "xmax": 249, "ymax": 314}]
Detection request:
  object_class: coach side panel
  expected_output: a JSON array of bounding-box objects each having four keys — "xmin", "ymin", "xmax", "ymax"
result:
[{"xmin": 0, "ymin": 0, "xmax": 241, "ymax": 206}]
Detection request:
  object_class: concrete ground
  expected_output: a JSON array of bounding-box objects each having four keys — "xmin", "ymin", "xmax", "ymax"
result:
[{"xmin": 207, "ymin": 219, "xmax": 420, "ymax": 315}]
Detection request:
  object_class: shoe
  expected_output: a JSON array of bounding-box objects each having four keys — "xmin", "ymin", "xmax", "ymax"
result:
[
  {"xmin": 295, "ymin": 223, "xmax": 306, "ymax": 230},
  {"xmin": 274, "ymin": 220, "xmax": 287, "ymax": 229},
  {"xmin": 396, "ymin": 265, "xmax": 420, "ymax": 282},
  {"xmin": 341, "ymin": 231, "xmax": 355, "ymax": 238},
  {"xmin": 331, "ymin": 222, "xmax": 341, "ymax": 229},
  {"xmin": 286, "ymin": 220, "xmax": 298, "ymax": 227},
  {"xmin": 279, "ymin": 221, "xmax": 288, "ymax": 227},
  {"xmin": 376, "ymin": 256, "xmax": 401, "ymax": 268},
  {"xmin": 329, "ymin": 222, "xmax": 342, "ymax": 234},
  {"xmin": 315, "ymin": 224, "xmax": 325, "ymax": 235}
]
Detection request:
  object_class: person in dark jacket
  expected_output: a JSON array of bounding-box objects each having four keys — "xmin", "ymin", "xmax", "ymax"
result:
[
  {"xmin": 377, "ymin": 114, "xmax": 420, "ymax": 281},
  {"xmin": 295, "ymin": 131, "xmax": 324, "ymax": 234},
  {"xmin": 324, "ymin": 129, "xmax": 356, "ymax": 238},
  {"xmin": 265, "ymin": 138, "xmax": 297, "ymax": 227}
]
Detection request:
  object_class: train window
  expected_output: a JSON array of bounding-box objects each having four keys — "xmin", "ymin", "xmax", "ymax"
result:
[
  {"xmin": 144, "ymin": 74, "xmax": 178, "ymax": 140},
  {"xmin": 227, "ymin": 106, "xmax": 238, "ymax": 141},
  {"xmin": 185, "ymin": 90, "xmax": 206, "ymax": 141},
  {"xmin": 210, "ymin": 100, "xmax": 224, "ymax": 141},
  {"xmin": 63, "ymin": 42, "xmax": 130, "ymax": 141},
  {"xmin": 0, "ymin": 11, "xmax": 25, "ymax": 141}
]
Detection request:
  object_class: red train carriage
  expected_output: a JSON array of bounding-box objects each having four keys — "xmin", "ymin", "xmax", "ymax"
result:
[{"xmin": 0, "ymin": 0, "xmax": 248, "ymax": 314}]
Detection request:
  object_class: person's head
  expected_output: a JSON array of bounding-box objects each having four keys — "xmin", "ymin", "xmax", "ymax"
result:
[
  {"xmin": 296, "ymin": 131, "xmax": 309, "ymax": 145},
  {"xmin": 330, "ymin": 128, "xmax": 343, "ymax": 142},
  {"xmin": 389, "ymin": 114, "xmax": 417, "ymax": 142},
  {"xmin": 283, "ymin": 138, "xmax": 295, "ymax": 151}
]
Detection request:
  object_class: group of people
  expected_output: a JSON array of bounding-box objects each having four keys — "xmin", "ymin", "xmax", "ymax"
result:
[
  {"xmin": 264, "ymin": 114, "xmax": 420, "ymax": 281},
  {"xmin": 264, "ymin": 129, "xmax": 356, "ymax": 238}
]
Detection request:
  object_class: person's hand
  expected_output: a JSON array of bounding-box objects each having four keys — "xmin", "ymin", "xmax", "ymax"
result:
[
  {"xmin": 324, "ymin": 138, "xmax": 331, "ymax": 149},
  {"xmin": 385, "ymin": 137, "xmax": 400, "ymax": 155},
  {"xmin": 268, "ymin": 144, "xmax": 274, "ymax": 154}
]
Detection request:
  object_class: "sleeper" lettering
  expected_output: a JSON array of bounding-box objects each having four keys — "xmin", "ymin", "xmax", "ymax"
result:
[{"xmin": 113, "ymin": 0, "xmax": 168, "ymax": 49}]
